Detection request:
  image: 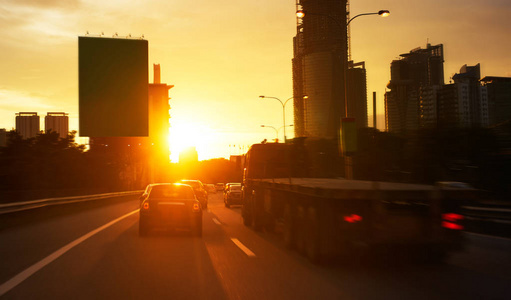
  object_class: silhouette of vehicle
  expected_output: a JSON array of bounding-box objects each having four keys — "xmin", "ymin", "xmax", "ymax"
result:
[
  {"xmin": 180, "ymin": 179, "xmax": 208, "ymax": 209},
  {"xmin": 215, "ymin": 183, "xmax": 224, "ymax": 192},
  {"xmin": 224, "ymin": 184, "xmax": 242, "ymax": 208},
  {"xmin": 205, "ymin": 183, "xmax": 216, "ymax": 194},
  {"xmin": 139, "ymin": 183, "xmax": 202, "ymax": 237},
  {"xmin": 223, "ymin": 182, "xmax": 241, "ymax": 195}
]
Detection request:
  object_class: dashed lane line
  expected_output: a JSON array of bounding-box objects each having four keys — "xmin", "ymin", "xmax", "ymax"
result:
[
  {"xmin": 212, "ymin": 218, "xmax": 221, "ymax": 225},
  {"xmin": 0, "ymin": 209, "xmax": 139, "ymax": 297},
  {"xmin": 231, "ymin": 238, "xmax": 256, "ymax": 257}
]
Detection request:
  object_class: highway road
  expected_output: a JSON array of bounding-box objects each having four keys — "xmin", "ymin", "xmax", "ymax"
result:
[{"xmin": 0, "ymin": 192, "xmax": 510, "ymax": 299}]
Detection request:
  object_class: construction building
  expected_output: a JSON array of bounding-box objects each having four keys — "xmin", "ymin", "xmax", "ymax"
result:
[{"xmin": 293, "ymin": 0, "xmax": 348, "ymax": 139}]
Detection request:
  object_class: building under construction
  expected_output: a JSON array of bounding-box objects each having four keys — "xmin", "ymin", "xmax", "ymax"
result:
[{"xmin": 293, "ymin": 0, "xmax": 348, "ymax": 140}]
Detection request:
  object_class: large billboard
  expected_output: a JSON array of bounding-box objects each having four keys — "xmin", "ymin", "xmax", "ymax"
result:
[{"xmin": 79, "ymin": 37, "xmax": 148, "ymax": 137}]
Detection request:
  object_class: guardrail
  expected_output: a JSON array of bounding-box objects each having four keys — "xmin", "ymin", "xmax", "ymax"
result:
[
  {"xmin": 462, "ymin": 201, "xmax": 511, "ymax": 238},
  {"xmin": 0, "ymin": 191, "xmax": 143, "ymax": 215}
]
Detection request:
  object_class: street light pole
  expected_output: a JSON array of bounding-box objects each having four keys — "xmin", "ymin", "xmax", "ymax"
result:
[
  {"xmin": 261, "ymin": 124, "xmax": 294, "ymax": 143},
  {"xmin": 259, "ymin": 95, "xmax": 307, "ymax": 142},
  {"xmin": 260, "ymin": 125, "xmax": 278, "ymax": 142}
]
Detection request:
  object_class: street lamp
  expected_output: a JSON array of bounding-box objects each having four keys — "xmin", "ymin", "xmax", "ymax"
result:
[
  {"xmin": 261, "ymin": 124, "xmax": 294, "ymax": 142},
  {"xmin": 259, "ymin": 95, "xmax": 307, "ymax": 142},
  {"xmin": 346, "ymin": 10, "xmax": 390, "ymax": 26}
]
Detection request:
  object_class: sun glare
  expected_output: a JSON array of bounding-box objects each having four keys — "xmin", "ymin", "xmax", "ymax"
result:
[{"xmin": 168, "ymin": 121, "xmax": 213, "ymax": 162}]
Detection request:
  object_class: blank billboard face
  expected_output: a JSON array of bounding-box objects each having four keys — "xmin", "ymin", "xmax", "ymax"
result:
[{"xmin": 79, "ymin": 37, "xmax": 148, "ymax": 137}]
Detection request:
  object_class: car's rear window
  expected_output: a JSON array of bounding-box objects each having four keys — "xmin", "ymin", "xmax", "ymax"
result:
[
  {"xmin": 230, "ymin": 185, "xmax": 241, "ymax": 191},
  {"xmin": 181, "ymin": 181, "xmax": 200, "ymax": 189},
  {"xmin": 150, "ymin": 185, "xmax": 195, "ymax": 199}
]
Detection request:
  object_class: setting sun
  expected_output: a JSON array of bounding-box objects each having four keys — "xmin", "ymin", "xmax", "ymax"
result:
[{"xmin": 168, "ymin": 120, "xmax": 213, "ymax": 162}]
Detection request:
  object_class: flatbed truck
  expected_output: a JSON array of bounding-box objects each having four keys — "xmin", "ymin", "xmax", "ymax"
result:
[{"xmin": 241, "ymin": 143, "xmax": 473, "ymax": 262}]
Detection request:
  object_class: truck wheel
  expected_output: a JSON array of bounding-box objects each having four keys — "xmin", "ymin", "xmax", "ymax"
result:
[
  {"xmin": 305, "ymin": 206, "xmax": 322, "ymax": 263},
  {"xmin": 295, "ymin": 205, "xmax": 306, "ymax": 253},
  {"xmin": 283, "ymin": 204, "xmax": 295, "ymax": 249}
]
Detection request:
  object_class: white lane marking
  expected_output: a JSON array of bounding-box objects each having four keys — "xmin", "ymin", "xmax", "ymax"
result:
[
  {"xmin": 231, "ymin": 238, "xmax": 256, "ymax": 257},
  {"xmin": 0, "ymin": 209, "xmax": 139, "ymax": 297},
  {"xmin": 465, "ymin": 232, "xmax": 511, "ymax": 242},
  {"xmin": 212, "ymin": 218, "xmax": 221, "ymax": 225}
]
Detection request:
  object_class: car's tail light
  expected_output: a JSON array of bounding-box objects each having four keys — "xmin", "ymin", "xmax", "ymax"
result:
[
  {"xmin": 344, "ymin": 214, "xmax": 363, "ymax": 223},
  {"xmin": 192, "ymin": 202, "xmax": 200, "ymax": 212},
  {"xmin": 442, "ymin": 213, "xmax": 464, "ymax": 230},
  {"xmin": 142, "ymin": 202, "xmax": 149, "ymax": 210}
]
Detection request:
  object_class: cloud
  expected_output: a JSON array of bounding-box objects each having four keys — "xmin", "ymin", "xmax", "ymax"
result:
[{"xmin": 2, "ymin": 0, "xmax": 80, "ymax": 10}]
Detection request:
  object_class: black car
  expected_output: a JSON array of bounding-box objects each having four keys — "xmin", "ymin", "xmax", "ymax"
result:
[
  {"xmin": 139, "ymin": 183, "xmax": 202, "ymax": 237},
  {"xmin": 180, "ymin": 180, "xmax": 208, "ymax": 209},
  {"xmin": 224, "ymin": 184, "xmax": 242, "ymax": 208}
]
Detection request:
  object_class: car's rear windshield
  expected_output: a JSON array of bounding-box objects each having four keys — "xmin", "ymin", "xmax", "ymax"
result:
[
  {"xmin": 181, "ymin": 181, "xmax": 200, "ymax": 189},
  {"xmin": 150, "ymin": 185, "xmax": 195, "ymax": 199},
  {"xmin": 230, "ymin": 185, "xmax": 241, "ymax": 191}
]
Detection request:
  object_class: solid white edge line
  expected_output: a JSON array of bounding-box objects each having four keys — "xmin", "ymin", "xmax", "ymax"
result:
[
  {"xmin": 231, "ymin": 238, "xmax": 256, "ymax": 257},
  {"xmin": 212, "ymin": 218, "xmax": 221, "ymax": 225},
  {"xmin": 0, "ymin": 209, "xmax": 139, "ymax": 297}
]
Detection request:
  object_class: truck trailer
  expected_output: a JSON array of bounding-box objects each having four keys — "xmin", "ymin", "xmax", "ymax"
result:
[{"xmin": 241, "ymin": 142, "xmax": 472, "ymax": 263}]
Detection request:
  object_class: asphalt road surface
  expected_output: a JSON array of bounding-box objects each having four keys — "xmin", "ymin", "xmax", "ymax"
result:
[{"xmin": 0, "ymin": 192, "xmax": 510, "ymax": 299}]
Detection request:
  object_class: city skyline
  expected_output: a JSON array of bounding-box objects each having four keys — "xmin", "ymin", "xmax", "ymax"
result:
[{"xmin": 1, "ymin": 0, "xmax": 511, "ymax": 160}]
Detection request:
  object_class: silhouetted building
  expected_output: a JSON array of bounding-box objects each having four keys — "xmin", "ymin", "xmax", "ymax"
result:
[
  {"xmin": 436, "ymin": 64, "xmax": 489, "ymax": 129},
  {"xmin": 437, "ymin": 83, "xmax": 465, "ymax": 128},
  {"xmin": 480, "ymin": 76, "xmax": 511, "ymax": 126},
  {"xmin": 452, "ymin": 64, "xmax": 489, "ymax": 127},
  {"xmin": 385, "ymin": 44, "xmax": 444, "ymax": 134},
  {"xmin": 45, "ymin": 112, "xmax": 69, "ymax": 139},
  {"xmin": 15, "ymin": 112, "xmax": 40, "ymax": 139},
  {"xmin": 293, "ymin": 0, "xmax": 347, "ymax": 139},
  {"xmin": 419, "ymin": 85, "xmax": 440, "ymax": 128},
  {"xmin": 0, "ymin": 129, "xmax": 6, "ymax": 147},
  {"xmin": 347, "ymin": 61, "xmax": 367, "ymax": 128}
]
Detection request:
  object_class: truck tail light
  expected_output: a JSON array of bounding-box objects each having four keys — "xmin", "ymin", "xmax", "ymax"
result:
[
  {"xmin": 193, "ymin": 202, "xmax": 200, "ymax": 212},
  {"xmin": 344, "ymin": 214, "xmax": 363, "ymax": 223},
  {"xmin": 442, "ymin": 213, "xmax": 464, "ymax": 230},
  {"xmin": 142, "ymin": 202, "xmax": 149, "ymax": 210}
]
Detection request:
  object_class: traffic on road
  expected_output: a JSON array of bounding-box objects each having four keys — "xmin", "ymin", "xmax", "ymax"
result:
[{"xmin": 0, "ymin": 190, "xmax": 510, "ymax": 299}]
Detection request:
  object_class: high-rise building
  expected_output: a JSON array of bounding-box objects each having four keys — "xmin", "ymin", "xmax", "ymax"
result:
[
  {"xmin": 293, "ymin": 0, "xmax": 347, "ymax": 139},
  {"xmin": 385, "ymin": 44, "xmax": 444, "ymax": 134},
  {"xmin": 45, "ymin": 112, "xmax": 69, "ymax": 139},
  {"xmin": 347, "ymin": 61, "xmax": 367, "ymax": 128},
  {"xmin": 419, "ymin": 85, "xmax": 440, "ymax": 128},
  {"xmin": 480, "ymin": 76, "xmax": 511, "ymax": 126},
  {"xmin": 15, "ymin": 112, "xmax": 40, "ymax": 139},
  {"xmin": 435, "ymin": 64, "xmax": 489, "ymax": 129},
  {"xmin": 452, "ymin": 64, "xmax": 489, "ymax": 127}
]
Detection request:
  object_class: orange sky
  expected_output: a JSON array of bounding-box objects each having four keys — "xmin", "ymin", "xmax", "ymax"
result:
[{"xmin": 1, "ymin": 0, "xmax": 510, "ymax": 161}]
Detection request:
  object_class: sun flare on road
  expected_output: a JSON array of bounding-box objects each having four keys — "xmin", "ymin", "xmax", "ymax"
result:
[{"xmin": 168, "ymin": 120, "xmax": 213, "ymax": 162}]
